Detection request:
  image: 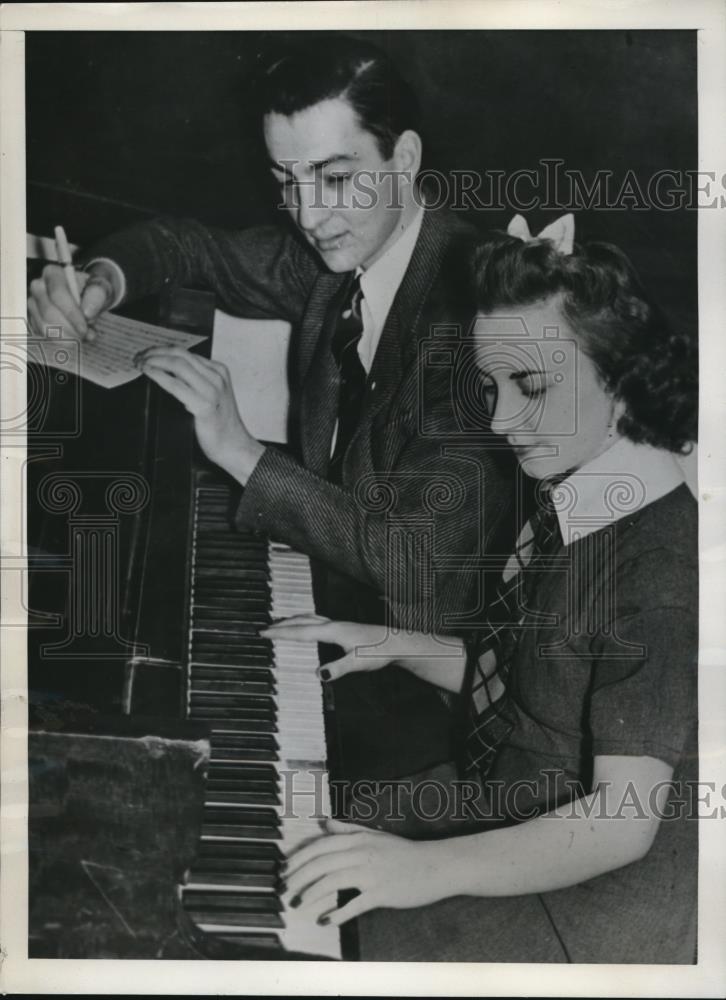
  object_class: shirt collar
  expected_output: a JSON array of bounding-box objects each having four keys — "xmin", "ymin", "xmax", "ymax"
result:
[
  {"xmin": 356, "ymin": 205, "xmax": 425, "ymax": 335},
  {"xmin": 551, "ymin": 437, "xmax": 686, "ymax": 546}
]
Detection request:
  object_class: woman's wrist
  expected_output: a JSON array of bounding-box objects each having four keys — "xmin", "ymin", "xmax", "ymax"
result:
[{"xmin": 398, "ymin": 634, "xmax": 466, "ymax": 692}]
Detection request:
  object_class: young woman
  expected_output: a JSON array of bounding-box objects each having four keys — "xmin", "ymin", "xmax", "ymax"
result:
[{"xmin": 263, "ymin": 217, "xmax": 698, "ymax": 963}]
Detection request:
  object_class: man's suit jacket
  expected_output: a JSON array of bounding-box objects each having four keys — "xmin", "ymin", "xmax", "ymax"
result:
[{"xmin": 88, "ymin": 209, "xmax": 516, "ymax": 634}]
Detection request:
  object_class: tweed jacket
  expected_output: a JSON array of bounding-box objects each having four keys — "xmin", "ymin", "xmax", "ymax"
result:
[{"xmin": 87, "ymin": 210, "xmax": 515, "ymax": 632}]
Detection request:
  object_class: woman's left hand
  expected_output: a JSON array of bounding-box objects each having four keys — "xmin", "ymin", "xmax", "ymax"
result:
[{"xmin": 283, "ymin": 818, "xmax": 448, "ymax": 925}]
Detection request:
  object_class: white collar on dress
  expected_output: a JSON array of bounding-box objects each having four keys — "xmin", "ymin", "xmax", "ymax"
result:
[{"xmin": 549, "ymin": 436, "xmax": 686, "ymax": 546}]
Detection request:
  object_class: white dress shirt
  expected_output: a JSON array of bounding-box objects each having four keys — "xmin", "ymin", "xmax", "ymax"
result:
[{"xmin": 355, "ymin": 205, "xmax": 425, "ymax": 374}]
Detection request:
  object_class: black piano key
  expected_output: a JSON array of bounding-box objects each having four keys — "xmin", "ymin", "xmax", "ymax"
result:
[
  {"xmin": 198, "ymin": 839, "xmax": 282, "ymax": 861},
  {"xmin": 194, "ymin": 535, "xmax": 267, "ymax": 568},
  {"xmin": 184, "ymin": 909, "xmax": 284, "ymax": 929},
  {"xmin": 191, "ymin": 640, "xmax": 271, "ymax": 653},
  {"xmin": 191, "ymin": 654, "xmax": 272, "ymax": 669},
  {"xmin": 211, "ymin": 732, "xmax": 278, "ymax": 750},
  {"xmin": 194, "ymin": 576, "xmax": 270, "ymax": 588},
  {"xmin": 215, "ymin": 932, "xmax": 282, "ymax": 949},
  {"xmin": 192, "ymin": 711, "xmax": 278, "ymax": 731},
  {"xmin": 193, "ymin": 856, "xmax": 278, "ymax": 876},
  {"xmin": 207, "ymin": 762, "xmax": 278, "ymax": 782},
  {"xmin": 195, "ymin": 566, "xmax": 269, "ymax": 581},
  {"xmin": 190, "ymin": 678, "xmax": 275, "ymax": 695},
  {"xmin": 205, "ymin": 806, "xmax": 280, "ymax": 827},
  {"xmin": 205, "ymin": 789, "xmax": 279, "ymax": 806},
  {"xmin": 192, "ymin": 666, "xmax": 275, "ymax": 683},
  {"xmin": 192, "ymin": 602, "xmax": 269, "ymax": 621},
  {"xmin": 191, "ymin": 629, "xmax": 271, "ymax": 645},
  {"xmin": 191, "ymin": 616, "xmax": 268, "ymax": 633},
  {"xmin": 206, "ymin": 768, "xmax": 279, "ymax": 788},
  {"xmin": 190, "ymin": 693, "xmax": 275, "ymax": 710},
  {"xmin": 212, "ymin": 748, "xmax": 280, "ymax": 762},
  {"xmin": 188, "ymin": 869, "xmax": 279, "ymax": 889},
  {"xmin": 193, "ymin": 565, "xmax": 268, "ymax": 580},
  {"xmin": 192, "ymin": 704, "xmax": 276, "ymax": 720},
  {"xmin": 183, "ymin": 891, "xmax": 282, "ymax": 913},
  {"xmin": 202, "ymin": 823, "xmax": 281, "ymax": 840},
  {"xmin": 192, "ymin": 617, "xmax": 270, "ymax": 630},
  {"xmin": 195, "ymin": 532, "xmax": 267, "ymax": 548},
  {"xmin": 198, "ymin": 717, "xmax": 276, "ymax": 734}
]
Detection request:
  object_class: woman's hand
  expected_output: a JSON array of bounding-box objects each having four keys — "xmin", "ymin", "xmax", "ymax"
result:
[
  {"xmin": 261, "ymin": 616, "xmax": 394, "ymax": 681},
  {"xmin": 283, "ymin": 818, "xmax": 449, "ymax": 925},
  {"xmin": 262, "ymin": 615, "xmax": 466, "ymax": 690},
  {"xmin": 136, "ymin": 347, "xmax": 265, "ymax": 483}
]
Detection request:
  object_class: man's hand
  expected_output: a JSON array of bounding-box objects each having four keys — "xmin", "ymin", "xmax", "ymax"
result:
[
  {"xmin": 137, "ymin": 347, "xmax": 265, "ymax": 484},
  {"xmin": 27, "ymin": 262, "xmax": 118, "ymax": 342},
  {"xmin": 282, "ymin": 819, "xmax": 449, "ymax": 925}
]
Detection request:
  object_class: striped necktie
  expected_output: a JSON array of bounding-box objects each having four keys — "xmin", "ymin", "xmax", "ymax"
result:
[
  {"xmin": 328, "ymin": 274, "xmax": 366, "ymax": 485},
  {"xmin": 462, "ymin": 485, "xmax": 562, "ymax": 779}
]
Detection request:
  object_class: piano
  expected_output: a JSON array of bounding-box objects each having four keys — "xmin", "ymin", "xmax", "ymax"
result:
[{"xmin": 26, "ymin": 279, "xmax": 354, "ymax": 960}]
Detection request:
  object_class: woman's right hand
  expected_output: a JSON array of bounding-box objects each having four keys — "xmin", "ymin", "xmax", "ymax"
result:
[
  {"xmin": 27, "ymin": 262, "xmax": 118, "ymax": 342},
  {"xmin": 261, "ymin": 615, "xmax": 395, "ymax": 681},
  {"xmin": 261, "ymin": 615, "xmax": 465, "ymax": 690}
]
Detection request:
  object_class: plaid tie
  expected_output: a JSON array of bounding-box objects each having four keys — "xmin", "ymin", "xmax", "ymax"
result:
[
  {"xmin": 462, "ymin": 483, "xmax": 562, "ymax": 779},
  {"xmin": 328, "ymin": 274, "xmax": 366, "ymax": 485}
]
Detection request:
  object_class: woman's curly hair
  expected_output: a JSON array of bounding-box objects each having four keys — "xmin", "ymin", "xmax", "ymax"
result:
[{"xmin": 472, "ymin": 234, "xmax": 697, "ymax": 453}]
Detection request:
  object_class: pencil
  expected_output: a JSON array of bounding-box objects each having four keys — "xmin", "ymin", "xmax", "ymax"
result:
[{"xmin": 54, "ymin": 225, "xmax": 81, "ymax": 306}]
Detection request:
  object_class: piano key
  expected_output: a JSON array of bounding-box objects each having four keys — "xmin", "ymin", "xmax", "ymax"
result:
[
  {"xmin": 185, "ymin": 910, "xmax": 285, "ymax": 929},
  {"xmin": 186, "ymin": 871, "xmax": 279, "ymax": 890},
  {"xmin": 213, "ymin": 932, "xmax": 282, "ymax": 950},
  {"xmin": 190, "ymin": 679, "xmax": 274, "ymax": 696}
]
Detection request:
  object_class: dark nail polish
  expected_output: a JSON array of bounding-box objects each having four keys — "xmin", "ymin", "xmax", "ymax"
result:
[
  {"xmin": 319, "ymin": 668, "xmax": 331, "ymax": 681},
  {"xmin": 318, "ymin": 915, "xmax": 330, "ymax": 926},
  {"xmin": 290, "ymin": 895, "xmax": 301, "ymax": 909}
]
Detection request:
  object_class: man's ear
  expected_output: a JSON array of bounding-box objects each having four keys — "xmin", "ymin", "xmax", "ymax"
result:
[{"xmin": 392, "ymin": 129, "xmax": 422, "ymax": 184}]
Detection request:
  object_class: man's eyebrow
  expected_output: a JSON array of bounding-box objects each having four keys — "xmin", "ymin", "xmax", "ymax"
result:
[{"xmin": 268, "ymin": 154, "xmax": 357, "ymax": 173}]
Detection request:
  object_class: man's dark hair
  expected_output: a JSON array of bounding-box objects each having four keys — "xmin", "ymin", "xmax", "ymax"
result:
[
  {"xmin": 471, "ymin": 233, "xmax": 698, "ymax": 453},
  {"xmin": 254, "ymin": 35, "xmax": 420, "ymax": 159}
]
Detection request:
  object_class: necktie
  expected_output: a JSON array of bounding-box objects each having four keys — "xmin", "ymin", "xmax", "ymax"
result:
[
  {"xmin": 328, "ymin": 274, "xmax": 366, "ymax": 484},
  {"xmin": 461, "ymin": 485, "xmax": 562, "ymax": 780}
]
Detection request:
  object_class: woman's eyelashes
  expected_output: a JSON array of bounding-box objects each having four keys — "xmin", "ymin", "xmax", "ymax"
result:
[{"xmin": 516, "ymin": 373, "xmax": 551, "ymax": 399}]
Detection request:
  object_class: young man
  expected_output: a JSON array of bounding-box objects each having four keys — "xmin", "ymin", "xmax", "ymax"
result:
[{"xmin": 27, "ymin": 36, "xmax": 514, "ymax": 780}]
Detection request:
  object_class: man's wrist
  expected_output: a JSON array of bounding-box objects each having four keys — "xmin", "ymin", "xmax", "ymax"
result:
[{"xmin": 219, "ymin": 438, "xmax": 266, "ymax": 487}]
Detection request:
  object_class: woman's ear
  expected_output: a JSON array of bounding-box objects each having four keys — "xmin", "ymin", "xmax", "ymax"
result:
[
  {"xmin": 392, "ymin": 129, "xmax": 422, "ymax": 185},
  {"xmin": 608, "ymin": 398, "xmax": 627, "ymax": 436}
]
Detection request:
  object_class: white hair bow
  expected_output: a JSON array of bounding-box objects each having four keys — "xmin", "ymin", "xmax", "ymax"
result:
[{"xmin": 507, "ymin": 213, "xmax": 575, "ymax": 255}]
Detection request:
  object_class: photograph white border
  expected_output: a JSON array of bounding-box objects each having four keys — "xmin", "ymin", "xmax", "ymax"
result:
[{"xmin": 2, "ymin": 1, "xmax": 725, "ymax": 995}]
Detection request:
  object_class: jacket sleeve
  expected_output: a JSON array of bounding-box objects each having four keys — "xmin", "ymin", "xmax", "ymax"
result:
[
  {"xmin": 236, "ymin": 381, "xmax": 515, "ymax": 634},
  {"xmin": 80, "ymin": 217, "xmax": 319, "ymax": 322}
]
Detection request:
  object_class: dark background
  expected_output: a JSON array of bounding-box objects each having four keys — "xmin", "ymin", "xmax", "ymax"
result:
[{"xmin": 26, "ymin": 29, "xmax": 697, "ymax": 331}]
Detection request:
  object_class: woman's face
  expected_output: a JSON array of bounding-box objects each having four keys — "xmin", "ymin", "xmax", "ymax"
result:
[{"xmin": 473, "ymin": 296, "xmax": 621, "ymax": 481}]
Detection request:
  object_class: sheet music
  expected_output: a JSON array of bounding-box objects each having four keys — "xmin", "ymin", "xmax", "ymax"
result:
[
  {"xmin": 211, "ymin": 310, "xmax": 291, "ymax": 443},
  {"xmin": 31, "ymin": 312, "xmax": 207, "ymax": 389}
]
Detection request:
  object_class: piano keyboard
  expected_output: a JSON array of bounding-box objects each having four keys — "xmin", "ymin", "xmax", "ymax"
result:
[{"xmin": 178, "ymin": 484, "xmax": 342, "ymax": 960}]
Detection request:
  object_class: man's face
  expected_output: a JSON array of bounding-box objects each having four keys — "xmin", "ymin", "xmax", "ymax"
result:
[{"xmin": 264, "ymin": 97, "xmax": 414, "ymax": 272}]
